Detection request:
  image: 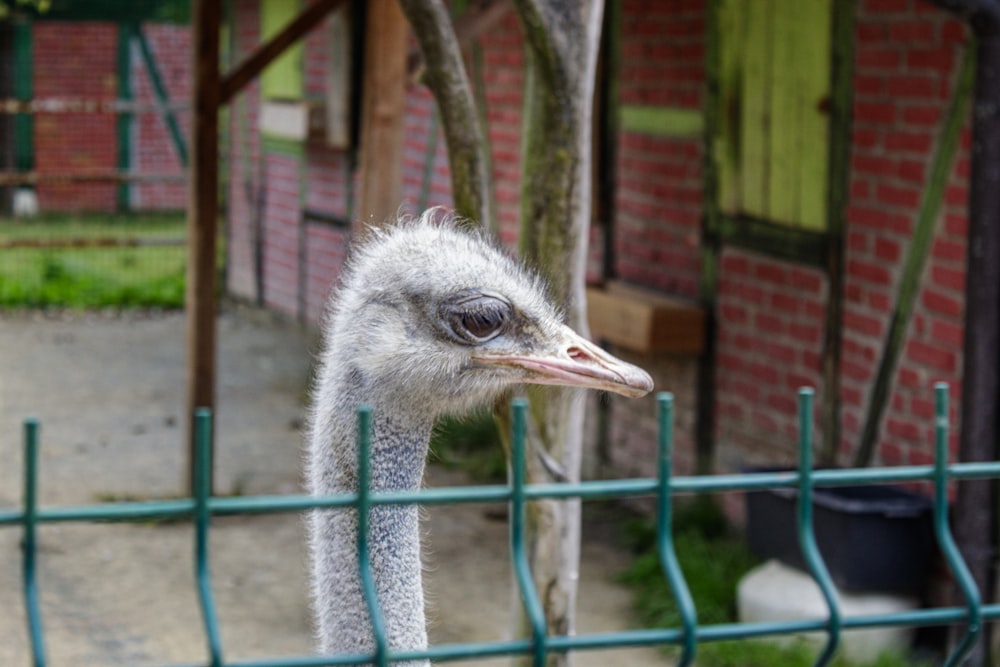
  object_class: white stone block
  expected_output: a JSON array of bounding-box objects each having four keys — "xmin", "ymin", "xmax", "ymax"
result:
[{"xmin": 738, "ymin": 560, "xmax": 919, "ymax": 663}]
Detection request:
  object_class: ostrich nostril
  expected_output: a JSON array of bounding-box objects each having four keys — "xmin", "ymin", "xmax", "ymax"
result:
[{"xmin": 568, "ymin": 346, "xmax": 589, "ymax": 361}]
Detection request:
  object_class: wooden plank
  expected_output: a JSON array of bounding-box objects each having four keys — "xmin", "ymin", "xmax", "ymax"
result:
[
  {"xmin": 796, "ymin": 0, "xmax": 832, "ymax": 231},
  {"xmin": 0, "ymin": 98, "xmax": 189, "ymax": 114},
  {"xmin": 717, "ymin": 213, "xmax": 829, "ymax": 266},
  {"xmin": 766, "ymin": 0, "xmax": 797, "ymax": 225},
  {"xmin": 587, "ymin": 281, "xmax": 705, "ymax": 354},
  {"xmin": 819, "ymin": 0, "xmax": 858, "ymax": 464},
  {"xmin": 739, "ymin": 0, "xmax": 771, "ymax": 219},
  {"xmin": 0, "ymin": 170, "xmax": 186, "ymax": 185},
  {"xmin": 715, "ymin": 0, "xmax": 744, "ymax": 216},
  {"xmin": 619, "ymin": 105, "xmax": 704, "ymax": 138},
  {"xmin": 186, "ymin": 0, "xmax": 222, "ymax": 493},
  {"xmin": 355, "ymin": 0, "xmax": 408, "ymax": 236}
]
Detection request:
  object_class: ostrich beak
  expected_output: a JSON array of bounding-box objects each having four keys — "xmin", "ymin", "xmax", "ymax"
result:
[{"xmin": 474, "ymin": 324, "xmax": 654, "ymax": 398}]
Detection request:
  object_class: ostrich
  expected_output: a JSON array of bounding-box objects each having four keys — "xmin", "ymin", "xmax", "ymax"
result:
[{"xmin": 307, "ymin": 211, "xmax": 653, "ymax": 665}]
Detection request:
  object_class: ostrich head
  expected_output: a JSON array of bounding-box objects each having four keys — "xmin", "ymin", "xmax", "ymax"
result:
[
  {"xmin": 321, "ymin": 213, "xmax": 652, "ymax": 419},
  {"xmin": 308, "ymin": 211, "xmax": 653, "ymax": 663}
]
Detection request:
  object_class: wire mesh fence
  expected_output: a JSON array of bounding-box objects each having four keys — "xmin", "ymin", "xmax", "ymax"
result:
[
  {"xmin": 2, "ymin": 385, "xmax": 996, "ymax": 667},
  {"xmin": 0, "ymin": 212, "xmax": 188, "ymax": 308}
]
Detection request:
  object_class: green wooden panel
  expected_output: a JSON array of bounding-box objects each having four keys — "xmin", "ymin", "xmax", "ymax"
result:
[
  {"xmin": 766, "ymin": 0, "xmax": 796, "ymax": 225},
  {"xmin": 620, "ymin": 106, "xmax": 704, "ymax": 137},
  {"xmin": 260, "ymin": 0, "xmax": 303, "ymax": 101},
  {"xmin": 719, "ymin": 0, "xmax": 832, "ymax": 231},
  {"xmin": 796, "ymin": 0, "xmax": 832, "ymax": 230},
  {"xmin": 738, "ymin": 0, "xmax": 770, "ymax": 220},
  {"xmin": 714, "ymin": 0, "xmax": 744, "ymax": 215},
  {"xmin": 13, "ymin": 21, "xmax": 33, "ymax": 173}
]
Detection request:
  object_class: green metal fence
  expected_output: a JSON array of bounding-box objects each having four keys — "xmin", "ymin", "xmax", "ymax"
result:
[{"xmin": 2, "ymin": 383, "xmax": 997, "ymax": 666}]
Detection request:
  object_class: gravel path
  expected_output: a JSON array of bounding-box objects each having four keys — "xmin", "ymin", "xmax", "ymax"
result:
[{"xmin": 0, "ymin": 308, "xmax": 666, "ymax": 666}]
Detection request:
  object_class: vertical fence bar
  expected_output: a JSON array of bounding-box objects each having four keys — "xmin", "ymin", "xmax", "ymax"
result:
[
  {"xmin": 194, "ymin": 408, "xmax": 223, "ymax": 667},
  {"xmin": 655, "ymin": 393, "xmax": 697, "ymax": 664},
  {"xmin": 356, "ymin": 405, "xmax": 388, "ymax": 667},
  {"xmin": 934, "ymin": 383, "xmax": 982, "ymax": 666},
  {"xmin": 510, "ymin": 398, "xmax": 548, "ymax": 666},
  {"xmin": 795, "ymin": 388, "xmax": 840, "ymax": 667},
  {"xmin": 22, "ymin": 418, "xmax": 47, "ymax": 667}
]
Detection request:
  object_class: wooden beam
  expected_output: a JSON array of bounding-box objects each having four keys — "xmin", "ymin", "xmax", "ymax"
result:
[
  {"xmin": 355, "ymin": 0, "xmax": 409, "ymax": 237},
  {"xmin": 186, "ymin": 0, "xmax": 222, "ymax": 493},
  {"xmin": 0, "ymin": 170, "xmax": 185, "ymax": 185},
  {"xmin": 219, "ymin": 0, "xmax": 348, "ymax": 105}
]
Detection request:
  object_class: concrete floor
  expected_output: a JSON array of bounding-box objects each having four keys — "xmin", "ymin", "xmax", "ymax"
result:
[{"xmin": 0, "ymin": 308, "xmax": 668, "ymax": 666}]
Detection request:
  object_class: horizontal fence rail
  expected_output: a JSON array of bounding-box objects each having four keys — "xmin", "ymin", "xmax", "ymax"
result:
[{"xmin": 4, "ymin": 383, "xmax": 998, "ymax": 666}]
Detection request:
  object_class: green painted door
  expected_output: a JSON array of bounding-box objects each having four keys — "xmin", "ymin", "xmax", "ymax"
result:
[
  {"xmin": 716, "ymin": 0, "xmax": 833, "ymax": 231},
  {"xmin": 260, "ymin": 0, "xmax": 303, "ymax": 101}
]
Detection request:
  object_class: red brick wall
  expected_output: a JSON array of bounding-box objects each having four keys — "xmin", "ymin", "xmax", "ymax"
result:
[
  {"xmin": 839, "ymin": 0, "xmax": 968, "ymax": 466},
  {"xmin": 223, "ymin": 1, "xmax": 974, "ymax": 480},
  {"xmin": 228, "ymin": 1, "xmax": 357, "ymax": 320},
  {"xmin": 478, "ymin": 12, "xmax": 526, "ymax": 246},
  {"xmin": 714, "ymin": 252, "xmax": 828, "ymax": 468},
  {"xmin": 601, "ymin": 0, "xmax": 706, "ymax": 476},
  {"xmin": 615, "ymin": 0, "xmax": 704, "ymax": 298},
  {"xmin": 260, "ymin": 151, "xmax": 302, "ymax": 317},
  {"xmin": 709, "ymin": 1, "xmax": 969, "ymax": 470},
  {"xmin": 33, "ymin": 22, "xmax": 118, "ymax": 212}
]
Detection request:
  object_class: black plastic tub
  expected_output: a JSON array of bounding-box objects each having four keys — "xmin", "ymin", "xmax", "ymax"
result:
[{"xmin": 745, "ymin": 476, "xmax": 934, "ymax": 595}]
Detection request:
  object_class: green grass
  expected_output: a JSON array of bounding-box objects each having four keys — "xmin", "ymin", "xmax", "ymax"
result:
[
  {"xmin": 619, "ymin": 498, "xmax": 931, "ymax": 667},
  {"xmin": 0, "ymin": 213, "xmax": 190, "ymax": 308}
]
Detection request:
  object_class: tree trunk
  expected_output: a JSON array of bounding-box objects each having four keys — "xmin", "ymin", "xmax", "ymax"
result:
[
  {"xmin": 510, "ymin": 2, "xmax": 604, "ymax": 665},
  {"xmin": 397, "ymin": 0, "xmax": 492, "ymax": 227},
  {"xmin": 401, "ymin": 2, "xmax": 605, "ymax": 664}
]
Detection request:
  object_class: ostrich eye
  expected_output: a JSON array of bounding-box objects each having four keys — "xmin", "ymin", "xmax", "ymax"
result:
[{"xmin": 441, "ymin": 293, "xmax": 512, "ymax": 344}]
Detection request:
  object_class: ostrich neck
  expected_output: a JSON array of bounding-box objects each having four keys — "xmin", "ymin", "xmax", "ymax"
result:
[{"xmin": 310, "ymin": 387, "xmax": 435, "ymax": 667}]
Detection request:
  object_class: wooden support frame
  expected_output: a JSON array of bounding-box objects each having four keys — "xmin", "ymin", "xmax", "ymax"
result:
[
  {"xmin": 355, "ymin": 0, "xmax": 409, "ymax": 235},
  {"xmin": 219, "ymin": 0, "xmax": 348, "ymax": 104},
  {"xmin": 186, "ymin": 0, "xmax": 222, "ymax": 492},
  {"xmin": 184, "ymin": 0, "xmax": 366, "ymax": 491}
]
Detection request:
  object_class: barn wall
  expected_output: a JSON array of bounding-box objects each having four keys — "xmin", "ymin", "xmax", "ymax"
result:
[
  {"xmin": 713, "ymin": 0, "xmax": 969, "ymax": 471},
  {"xmin": 224, "ymin": 0, "xmax": 973, "ymax": 480}
]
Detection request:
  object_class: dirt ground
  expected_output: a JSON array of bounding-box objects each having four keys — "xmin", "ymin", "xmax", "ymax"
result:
[{"xmin": 0, "ymin": 307, "xmax": 668, "ymax": 666}]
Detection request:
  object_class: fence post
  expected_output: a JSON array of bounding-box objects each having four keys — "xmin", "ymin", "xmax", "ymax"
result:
[
  {"xmin": 655, "ymin": 392, "xmax": 697, "ymax": 664},
  {"xmin": 795, "ymin": 388, "xmax": 840, "ymax": 667},
  {"xmin": 22, "ymin": 418, "xmax": 47, "ymax": 667},
  {"xmin": 511, "ymin": 398, "xmax": 548, "ymax": 666}
]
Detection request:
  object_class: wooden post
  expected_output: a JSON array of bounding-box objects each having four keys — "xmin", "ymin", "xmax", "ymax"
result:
[
  {"xmin": 355, "ymin": 0, "xmax": 409, "ymax": 238},
  {"xmin": 186, "ymin": 0, "xmax": 221, "ymax": 493}
]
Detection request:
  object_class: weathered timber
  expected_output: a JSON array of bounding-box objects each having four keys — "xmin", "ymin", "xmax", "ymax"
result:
[
  {"xmin": 186, "ymin": 0, "xmax": 222, "ymax": 494},
  {"xmin": 355, "ymin": 0, "xmax": 408, "ymax": 236}
]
